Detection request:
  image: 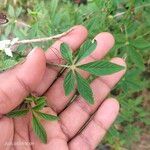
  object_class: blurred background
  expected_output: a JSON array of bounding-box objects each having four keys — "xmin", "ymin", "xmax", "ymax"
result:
[{"xmin": 0, "ymin": 0, "xmax": 150, "ymax": 149}]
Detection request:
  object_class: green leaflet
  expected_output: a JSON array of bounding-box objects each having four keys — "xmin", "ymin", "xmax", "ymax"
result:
[
  {"xmin": 36, "ymin": 111, "xmax": 59, "ymax": 121},
  {"xmin": 35, "ymin": 97, "xmax": 47, "ymax": 104},
  {"xmin": 32, "ymin": 97, "xmax": 47, "ymax": 111},
  {"xmin": 78, "ymin": 60, "xmax": 125, "ymax": 76},
  {"xmin": 16, "ymin": 7, "xmax": 23, "ymax": 18},
  {"xmin": 128, "ymin": 47, "xmax": 145, "ymax": 70},
  {"xmin": 0, "ymin": 59, "xmax": 18, "ymax": 72},
  {"xmin": 50, "ymin": 0, "xmax": 59, "ymax": 18},
  {"xmin": 32, "ymin": 114, "xmax": 47, "ymax": 143},
  {"xmin": 64, "ymin": 70, "xmax": 75, "ymax": 96},
  {"xmin": 76, "ymin": 40, "xmax": 97, "ymax": 62},
  {"xmin": 60, "ymin": 43, "xmax": 73, "ymax": 64},
  {"xmin": 130, "ymin": 37, "xmax": 150, "ymax": 49},
  {"xmin": 6, "ymin": 109, "xmax": 29, "ymax": 118},
  {"xmin": 8, "ymin": 5, "xmax": 15, "ymax": 17},
  {"xmin": 32, "ymin": 102, "xmax": 46, "ymax": 111},
  {"xmin": 76, "ymin": 72, "xmax": 94, "ymax": 104}
]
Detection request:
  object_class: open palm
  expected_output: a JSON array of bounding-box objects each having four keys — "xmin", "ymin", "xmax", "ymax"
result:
[{"xmin": 0, "ymin": 25, "xmax": 126, "ymax": 150}]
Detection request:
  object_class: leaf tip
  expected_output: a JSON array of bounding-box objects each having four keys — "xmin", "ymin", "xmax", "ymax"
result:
[
  {"xmin": 89, "ymin": 97, "xmax": 95, "ymax": 105},
  {"xmin": 42, "ymin": 137, "xmax": 47, "ymax": 144}
]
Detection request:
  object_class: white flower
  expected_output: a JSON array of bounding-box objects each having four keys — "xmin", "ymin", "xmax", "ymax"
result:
[
  {"xmin": 0, "ymin": 38, "xmax": 19, "ymax": 57},
  {"xmin": 4, "ymin": 48, "xmax": 13, "ymax": 57},
  {"xmin": 0, "ymin": 40, "xmax": 11, "ymax": 49}
]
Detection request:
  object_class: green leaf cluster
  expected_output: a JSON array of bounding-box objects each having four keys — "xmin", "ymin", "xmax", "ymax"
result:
[
  {"xmin": 6, "ymin": 96, "xmax": 58, "ymax": 143},
  {"xmin": 60, "ymin": 41, "xmax": 125, "ymax": 104},
  {"xmin": 1, "ymin": 0, "xmax": 150, "ymax": 148}
]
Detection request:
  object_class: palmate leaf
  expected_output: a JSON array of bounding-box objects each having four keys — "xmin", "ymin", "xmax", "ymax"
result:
[
  {"xmin": 36, "ymin": 111, "xmax": 59, "ymax": 121},
  {"xmin": 64, "ymin": 70, "xmax": 75, "ymax": 96},
  {"xmin": 6, "ymin": 109, "xmax": 29, "ymax": 118},
  {"xmin": 32, "ymin": 115, "xmax": 47, "ymax": 143},
  {"xmin": 60, "ymin": 43, "xmax": 73, "ymax": 64},
  {"xmin": 76, "ymin": 40, "xmax": 97, "ymax": 62},
  {"xmin": 78, "ymin": 60, "xmax": 125, "ymax": 76},
  {"xmin": 76, "ymin": 72, "xmax": 94, "ymax": 104}
]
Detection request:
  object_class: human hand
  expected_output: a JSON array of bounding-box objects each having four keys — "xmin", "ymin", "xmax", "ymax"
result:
[{"xmin": 0, "ymin": 25, "xmax": 126, "ymax": 150}]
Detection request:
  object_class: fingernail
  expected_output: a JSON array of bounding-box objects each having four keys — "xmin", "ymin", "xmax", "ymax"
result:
[{"xmin": 27, "ymin": 47, "xmax": 38, "ymax": 58}]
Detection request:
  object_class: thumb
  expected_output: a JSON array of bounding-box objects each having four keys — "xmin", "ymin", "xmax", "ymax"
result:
[{"xmin": 0, "ymin": 48, "xmax": 46, "ymax": 115}]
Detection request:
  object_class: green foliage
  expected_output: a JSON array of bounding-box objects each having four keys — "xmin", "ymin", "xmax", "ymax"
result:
[
  {"xmin": 32, "ymin": 97, "xmax": 47, "ymax": 111},
  {"xmin": 32, "ymin": 114, "xmax": 47, "ymax": 143},
  {"xmin": 78, "ymin": 60, "xmax": 125, "ymax": 76},
  {"xmin": 128, "ymin": 46, "xmax": 145, "ymax": 70},
  {"xmin": 36, "ymin": 111, "xmax": 59, "ymax": 121},
  {"xmin": 131, "ymin": 37, "xmax": 150, "ymax": 49},
  {"xmin": 6, "ymin": 96, "xmax": 58, "ymax": 143},
  {"xmin": 6, "ymin": 109, "xmax": 29, "ymax": 118},
  {"xmin": 76, "ymin": 40, "xmax": 97, "ymax": 62},
  {"xmin": 60, "ymin": 42, "xmax": 124, "ymax": 104},
  {"xmin": 1, "ymin": 0, "xmax": 150, "ymax": 148},
  {"xmin": 105, "ymin": 95, "xmax": 149, "ymax": 149},
  {"xmin": 0, "ymin": 59, "xmax": 18, "ymax": 72},
  {"xmin": 60, "ymin": 43, "xmax": 73, "ymax": 64},
  {"xmin": 76, "ymin": 71, "xmax": 94, "ymax": 104},
  {"xmin": 64, "ymin": 70, "xmax": 75, "ymax": 95}
]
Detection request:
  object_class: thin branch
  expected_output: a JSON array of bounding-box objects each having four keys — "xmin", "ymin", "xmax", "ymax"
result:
[
  {"xmin": 114, "ymin": 3, "xmax": 150, "ymax": 18},
  {"xmin": 135, "ymin": 31, "xmax": 150, "ymax": 40},
  {"xmin": 46, "ymin": 62, "xmax": 69, "ymax": 68},
  {"xmin": 114, "ymin": 12, "xmax": 126, "ymax": 18},
  {"xmin": 15, "ymin": 28, "xmax": 74, "ymax": 45}
]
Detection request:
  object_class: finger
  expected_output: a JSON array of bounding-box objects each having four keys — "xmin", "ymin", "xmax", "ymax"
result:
[
  {"xmin": 12, "ymin": 116, "xmax": 31, "ymax": 149},
  {"xmin": 69, "ymin": 98, "xmax": 119, "ymax": 149},
  {"xmin": 45, "ymin": 32, "xmax": 115, "ymax": 113},
  {"xmin": 0, "ymin": 117, "xmax": 14, "ymax": 149},
  {"xmin": 34, "ymin": 25, "xmax": 88, "ymax": 95},
  {"xmin": 58, "ymin": 58, "xmax": 126, "ymax": 140},
  {"xmin": 0, "ymin": 48, "xmax": 46, "ymax": 114}
]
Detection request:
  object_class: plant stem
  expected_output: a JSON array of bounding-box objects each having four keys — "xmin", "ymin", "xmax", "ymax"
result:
[
  {"xmin": 15, "ymin": 28, "xmax": 74, "ymax": 45},
  {"xmin": 46, "ymin": 62, "xmax": 69, "ymax": 68},
  {"xmin": 113, "ymin": 3, "xmax": 150, "ymax": 18},
  {"xmin": 135, "ymin": 31, "xmax": 150, "ymax": 40}
]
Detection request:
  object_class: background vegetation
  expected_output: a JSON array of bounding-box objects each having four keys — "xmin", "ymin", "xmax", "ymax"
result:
[{"xmin": 0, "ymin": 0, "xmax": 150, "ymax": 149}]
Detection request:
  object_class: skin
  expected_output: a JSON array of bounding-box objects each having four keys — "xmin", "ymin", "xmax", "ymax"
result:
[{"xmin": 0, "ymin": 25, "xmax": 126, "ymax": 150}]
